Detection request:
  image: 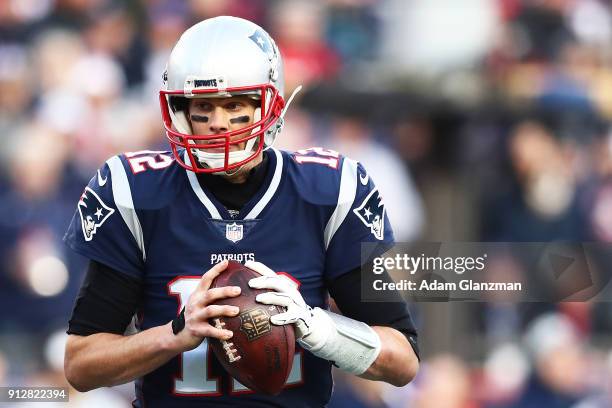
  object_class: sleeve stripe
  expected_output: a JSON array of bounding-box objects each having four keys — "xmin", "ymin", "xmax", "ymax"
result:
[
  {"xmin": 107, "ymin": 156, "xmax": 147, "ymax": 261},
  {"xmin": 324, "ymin": 158, "xmax": 358, "ymax": 250}
]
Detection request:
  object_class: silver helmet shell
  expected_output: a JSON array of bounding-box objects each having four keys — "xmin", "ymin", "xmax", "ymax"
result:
[{"xmin": 160, "ymin": 16, "xmax": 285, "ymax": 173}]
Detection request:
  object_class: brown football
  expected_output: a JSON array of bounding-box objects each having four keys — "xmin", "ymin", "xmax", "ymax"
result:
[{"xmin": 208, "ymin": 261, "xmax": 295, "ymax": 395}]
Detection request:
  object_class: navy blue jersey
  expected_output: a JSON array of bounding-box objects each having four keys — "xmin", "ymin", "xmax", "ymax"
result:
[{"xmin": 64, "ymin": 147, "xmax": 394, "ymax": 407}]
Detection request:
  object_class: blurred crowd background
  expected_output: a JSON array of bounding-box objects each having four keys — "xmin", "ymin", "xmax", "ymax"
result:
[{"xmin": 2, "ymin": 0, "xmax": 612, "ymax": 406}]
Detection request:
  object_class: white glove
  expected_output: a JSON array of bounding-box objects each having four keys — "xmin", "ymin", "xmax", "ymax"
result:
[
  {"xmin": 246, "ymin": 261, "xmax": 381, "ymax": 375},
  {"xmin": 246, "ymin": 261, "xmax": 317, "ymax": 340}
]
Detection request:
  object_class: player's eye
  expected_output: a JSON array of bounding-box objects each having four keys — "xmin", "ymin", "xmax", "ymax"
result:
[
  {"xmin": 194, "ymin": 102, "xmax": 213, "ymax": 111},
  {"xmin": 225, "ymin": 102, "xmax": 243, "ymax": 110}
]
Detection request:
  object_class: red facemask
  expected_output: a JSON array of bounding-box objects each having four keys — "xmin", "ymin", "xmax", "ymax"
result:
[{"xmin": 160, "ymin": 84, "xmax": 285, "ymax": 173}]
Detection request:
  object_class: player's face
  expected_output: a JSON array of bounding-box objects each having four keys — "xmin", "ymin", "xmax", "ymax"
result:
[{"xmin": 188, "ymin": 96, "xmax": 258, "ymax": 152}]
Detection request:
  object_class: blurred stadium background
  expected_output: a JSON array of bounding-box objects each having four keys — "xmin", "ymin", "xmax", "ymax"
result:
[{"xmin": 2, "ymin": 0, "xmax": 612, "ymax": 406}]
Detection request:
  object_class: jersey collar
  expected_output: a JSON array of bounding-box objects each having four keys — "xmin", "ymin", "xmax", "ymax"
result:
[{"xmin": 185, "ymin": 148, "xmax": 284, "ymax": 220}]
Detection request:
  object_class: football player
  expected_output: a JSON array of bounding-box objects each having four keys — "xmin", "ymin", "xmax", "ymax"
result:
[{"xmin": 63, "ymin": 16, "xmax": 419, "ymax": 407}]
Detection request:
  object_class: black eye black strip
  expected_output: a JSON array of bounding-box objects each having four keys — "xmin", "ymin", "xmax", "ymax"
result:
[
  {"xmin": 191, "ymin": 115, "xmax": 209, "ymax": 123},
  {"xmin": 229, "ymin": 115, "xmax": 250, "ymax": 124}
]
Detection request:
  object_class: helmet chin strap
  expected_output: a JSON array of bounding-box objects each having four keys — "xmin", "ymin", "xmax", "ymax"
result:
[{"xmin": 194, "ymin": 149, "xmax": 255, "ymax": 174}]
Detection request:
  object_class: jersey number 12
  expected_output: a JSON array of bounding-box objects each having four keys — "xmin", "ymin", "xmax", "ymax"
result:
[{"xmin": 168, "ymin": 277, "xmax": 303, "ymax": 395}]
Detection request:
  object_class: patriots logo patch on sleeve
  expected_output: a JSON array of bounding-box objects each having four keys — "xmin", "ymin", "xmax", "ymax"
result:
[
  {"xmin": 353, "ymin": 188, "xmax": 385, "ymax": 240},
  {"xmin": 78, "ymin": 187, "xmax": 115, "ymax": 241}
]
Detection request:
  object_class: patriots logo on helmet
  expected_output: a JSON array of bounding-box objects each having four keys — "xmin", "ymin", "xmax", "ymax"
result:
[
  {"xmin": 78, "ymin": 187, "xmax": 115, "ymax": 241},
  {"xmin": 353, "ymin": 188, "xmax": 385, "ymax": 240},
  {"xmin": 249, "ymin": 29, "xmax": 273, "ymax": 57}
]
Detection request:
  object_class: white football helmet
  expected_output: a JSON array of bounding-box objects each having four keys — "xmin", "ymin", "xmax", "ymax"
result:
[{"xmin": 160, "ymin": 16, "xmax": 286, "ymax": 173}]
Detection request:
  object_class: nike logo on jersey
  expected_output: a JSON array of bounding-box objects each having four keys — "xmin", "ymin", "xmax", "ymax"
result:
[
  {"xmin": 97, "ymin": 169, "xmax": 108, "ymax": 186},
  {"xmin": 359, "ymin": 173, "xmax": 370, "ymax": 185}
]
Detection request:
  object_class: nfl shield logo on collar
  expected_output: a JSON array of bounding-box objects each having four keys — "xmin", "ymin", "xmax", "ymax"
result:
[{"xmin": 226, "ymin": 222, "xmax": 244, "ymax": 243}]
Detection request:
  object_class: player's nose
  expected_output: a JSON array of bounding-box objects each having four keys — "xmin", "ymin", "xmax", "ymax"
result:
[{"xmin": 209, "ymin": 109, "xmax": 229, "ymax": 134}]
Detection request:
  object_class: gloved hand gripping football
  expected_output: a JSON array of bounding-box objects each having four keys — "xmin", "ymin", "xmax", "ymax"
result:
[
  {"xmin": 246, "ymin": 261, "xmax": 318, "ymax": 341},
  {"xmin": 246, "ymin": 261, "xmax": 381, "ymax": 375}
]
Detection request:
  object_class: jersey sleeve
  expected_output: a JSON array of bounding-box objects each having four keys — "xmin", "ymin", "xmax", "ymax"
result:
[
  {"xmin": 324, "ymin": 159, "xmax": 395, "ymax": 281},
  {"xmin": 63, "ymin": 156, "xmax": 145, "ymax": 279}
]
